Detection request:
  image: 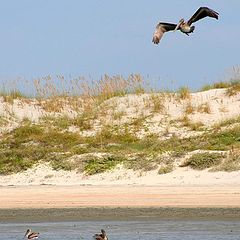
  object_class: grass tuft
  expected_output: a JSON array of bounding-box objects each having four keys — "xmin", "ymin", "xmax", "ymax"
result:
[
  {"xmin": 1, "ymin": 90, "xmax": 27, "ymax": 104},
  {"xmin": 197, "ymin": 103, "xmax": 211, "ymax": 114},
  {"xmin": 184, "ymin": 101, "xmax": 195, "ymax": 114},
  {"xmin": 84, "ymin": 155, "xmax": 124, "ymax": 175},
  {"xmin": 149, "ymin": 93, "xmax": 165, "ymax": 113},
  {"xmin": 158, "ymin": 164, "xmax": 174, "ymax": 174},
  {"xmin": 181, "ymin": 152, "xmax": 224, "ymax": 170},
  {"xmin": 177, "ymin": 87, "xmax": 191, "ymax": 100},
  {"xmin": 201, "ymin": 82, "xmax": 230, "ymax": 91},
  {"xmin": 226, "ymin": 80, "xmax": 240, "ymax": 96}
]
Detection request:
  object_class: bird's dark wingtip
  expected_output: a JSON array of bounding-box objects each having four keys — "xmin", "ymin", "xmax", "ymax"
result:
[
  {"xmin": 203, "ymin": 6, "xmax": 219, "ymax": 19},
  {"xmin": 214, "ymin": 11, "xmax": 219, "ymax": 20},
  {"xmin": 210, "ymin": 7, "xmax": 219, "ymax": 19}
]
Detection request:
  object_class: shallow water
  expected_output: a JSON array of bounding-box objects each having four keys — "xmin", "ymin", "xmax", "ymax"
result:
[{"xmin": 1, "ymin": 220, "xmax": 240, "ymax": 240}]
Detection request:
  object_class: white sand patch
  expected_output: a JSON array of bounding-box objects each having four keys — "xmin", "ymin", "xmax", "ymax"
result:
[{"xmin": 0, "ymin": 163, "xmax": 239, "ymax": 187}]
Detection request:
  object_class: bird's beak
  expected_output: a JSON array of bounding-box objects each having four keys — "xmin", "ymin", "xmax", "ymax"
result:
[
  {"xmin": 174, "ymin": 21, "xmax": 181, "ymax": 32},
  {"xmin": 23, "ymin": 230, "xmax": 29, "ymax": 239}
]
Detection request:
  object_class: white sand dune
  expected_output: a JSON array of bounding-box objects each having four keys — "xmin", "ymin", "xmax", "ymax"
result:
[{"xmin": 0, "ymin": 88, "xmax": 240, "ymax": 187}]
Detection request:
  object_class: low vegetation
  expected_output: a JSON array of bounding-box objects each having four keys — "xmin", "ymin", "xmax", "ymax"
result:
[
  {"xmin": 0, "ymin": 70, "xmax": 240, "ymax": 176},
  {"xmin": 0, "ymin": 90, "xmax": 27, "ymax": 104},
  {"xmin": 0, "ymin": 114, "xmax": 239, "ymax": 175},
  {"xmin": 201, "ymin": 79, "xmax": 240, "ymax": 96},
  {"xmin": 197, "ymin": 103, "xmax": 211, "ymax": 114},
  {"xmin": 149, "ymin": 93, "xmax": 165, "ymax": 113},
  {"xmin": 184, "ymin": 101, "xmax": 195, "ymax": 114},
  {"xmin": 181, "ymin": 152, "xmax": 224, "ymax": 170},
  {"xmin": 226, "ymin": 80, "xmax": 240, "ymax": 96},
  {"xmin": 177, "ymin": 87, "xmax": 191, "ymax": 100},
  {"xmin": 158, "ymin": 164, "xmax": 174, "ymax": 174},
  {"xmin": 0, "ymin": 116, "xmax": 8, "ymax": 127},
  {"xmin": 201, "ymin": 81, "xmax": 231, "ymax": 91},
  {"xmin": 213, "ymin": 150, "xmax": 240, "ymax": 172},
  {"xmin": 84, "ymin": 155, "xmax": 124, "ymax": 175}
]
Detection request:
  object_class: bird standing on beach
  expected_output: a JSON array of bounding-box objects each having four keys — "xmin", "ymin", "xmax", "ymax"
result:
[
  {"xmin": 152, "ymin": 6, "xmax": 219, "ymax": 44},
  {"xmin": 94, "ymin": 229, "xmax": 108, "ymax": 240},
  {"xmin": 23, "ymin": 229, "xmax": 40, "ymax": 240}
]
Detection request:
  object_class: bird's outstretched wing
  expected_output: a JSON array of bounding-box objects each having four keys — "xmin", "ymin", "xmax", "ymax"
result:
[
  {"xmin": 152, "ymin": 22, "xmax": 177, "ymax": 44},
  {"xmin": 28, "ymin": 232, "xmax": 39, "ymax": 239},
  {"xmin": 187, "ymin": 7, "xmax": 219, "ymax": 26}
]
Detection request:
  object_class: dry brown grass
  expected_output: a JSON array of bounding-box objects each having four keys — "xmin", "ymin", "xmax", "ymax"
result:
[
  {"xmin": 1, "ymin": 90, "xmax": 27, "ymax": 104},
  {"xmin": 179, "ymin": 115, "xmax": 191, "ymax": 127},
  {"xmin": 179, "ymin": 115, "xmax": 204, "ymax": 131},
  {"xmin": 184, "ymin": 101, "xmax": 195, "ymax": 114},
  {"xmin": 226, "ymin": 83, "xmax": 240, "ymax": 96},
  {"xmin": 177, "ymin": 87, "xmax": 191, "ymax": 100},
  {"xmin": 149, "ymin": 93, "xmax": 165, "ymax": 113},
  {"xmin": 212, "ymin": 148, "xmax": 240, "ymax": 172},
  {"xmin": 225, "ymin": 66, "xmax": 240, "ymax": 96},
  {"xmin": 197, "ymin": 103, "xmax": 211, "ymax": 114},
  {"xmin": 0, "ymin": 116, "xmax": 8, "ymax": 127},
  {"xmin": 113, "ymin": 110, "xmax": 125, "ymax": 121},
  {"xmin": 80, "ymin": 74, "xmax": 144, "ymax": 103},
  {"xmin": 33, "ymin": 74, "xmax": 145, "ymax": 113}
]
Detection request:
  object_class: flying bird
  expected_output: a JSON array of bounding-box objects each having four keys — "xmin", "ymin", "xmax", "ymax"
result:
[
  {"xmin": 23, "ymin": 229, "xmax": 40, "ymax": 240},
  {"xmin": 94, "ymin": 229, "xmax": 108, "ymax": 240},
  {"xmin": 152, "ymin": 7, "xmax": 219, "ymax": 44}
]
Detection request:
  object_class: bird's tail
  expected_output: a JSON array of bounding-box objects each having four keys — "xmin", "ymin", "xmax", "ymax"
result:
[{"xmin": 190, "ymin": 26, "xmax": 195, "ymax": 33}]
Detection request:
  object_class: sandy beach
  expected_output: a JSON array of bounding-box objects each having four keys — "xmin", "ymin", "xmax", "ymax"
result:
[
  {"xmin": 1, "ymin": 162, "xmax": 240, "ymax": 210},
  {"xmin": 1, "ymin": 185, "xmax": 240, "ymax": 209}
]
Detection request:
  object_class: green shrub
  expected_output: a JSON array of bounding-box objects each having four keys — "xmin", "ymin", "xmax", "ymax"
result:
[
  {"xmin": 84, "ymin": 155, "xmax": 123, "ymax": 175},
  {"xmin": 158, "ymin": 164, "xmax": 173, "ymax": 174},
  {"xmin": 181, "ymin": 152, "xmax": 224, "ymax": 170}
]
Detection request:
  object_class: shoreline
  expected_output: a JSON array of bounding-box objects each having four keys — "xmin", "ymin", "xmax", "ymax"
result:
[
  {"xmin": 1, "ymin": 185, "xmax": 240, "ymax": 222},
  {"xmin": 1, "ymin": 207, "xmax": 240, "ymax": 223}
]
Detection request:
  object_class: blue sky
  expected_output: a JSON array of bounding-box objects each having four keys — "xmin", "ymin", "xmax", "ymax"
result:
[{"xmin": 0, "ymin": 0, "xmax": 239, "ymax": 91}]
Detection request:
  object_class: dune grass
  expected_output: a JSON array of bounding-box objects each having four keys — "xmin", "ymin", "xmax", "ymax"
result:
[
  {"xmin": 181, "ymin": 152, "xmax": 224, "ymax": 170},
  {"xmin": 0, "ymin": 90, "xmax": 28, "ymax": 104},
  {"xmin": 213, "ymin": 150, "xmax": 240, "ymax": 172},
  {"xmin": 1, "ymin": 71, "xmax": 240, "ymax": 175},
  {"xmin": 201, "ymin": 79, "xmax": 240, "ymax": 96},
  {"xmin": 201, "ymin": 82, "xmax": 231, "ymax": 91},
  {"xmin": 226, "ymin": 80, "xmax": 240, "ymax": 96},
  {"xmin": 177, "ymin": 86, "xmax": 191, "ymax": 100},
  {"xmin": 1, "ymin": 115, "xmax": 240, "ymax": 175}
]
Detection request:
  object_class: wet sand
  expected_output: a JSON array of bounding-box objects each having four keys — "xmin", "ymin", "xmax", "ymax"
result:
[{"xmin": 1, "ymin": 207, "xmax": 240, "ymax": 223}]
